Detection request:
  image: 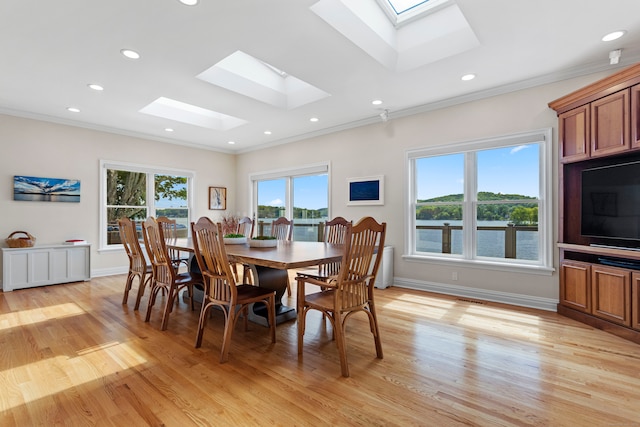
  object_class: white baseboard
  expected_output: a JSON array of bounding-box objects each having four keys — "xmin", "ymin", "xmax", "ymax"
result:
[
  {"xmin": 91, "ymin": 266, "xmax": 128, "ymax": 278},
  {"xmin": 391, "ymin": 277, "xmax": 558, "ymax": 312}
]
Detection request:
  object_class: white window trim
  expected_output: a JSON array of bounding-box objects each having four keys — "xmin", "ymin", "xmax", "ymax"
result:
[
  {"xmin": 99, "ymin": 159, "xmax": 195, "ymax": 252},
  {"xmin": 404, "ymin": 128, "xmax": 554, "ymax": 275},
  {"xmin": 248, "ymin": 162, "xmax": 331, "ymax": 220}
]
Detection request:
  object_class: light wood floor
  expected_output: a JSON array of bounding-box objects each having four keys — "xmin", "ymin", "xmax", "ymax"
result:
[{"xmin": 1, "ymin": 274, "xmax": 640, "ymax": 426}]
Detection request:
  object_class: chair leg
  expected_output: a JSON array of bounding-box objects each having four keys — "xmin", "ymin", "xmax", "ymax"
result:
[
  {"xmin": 122, "ymin": 272, "xmax": 134, "ymax": 305},
  {"xmin": 368, "ymin": 302, "xmax": 384, "ymax": 359},
  {"xmin": 333, "ymin": 312, "xmax": 350, "ymax": 377},
  {"xmin": 145, "ymin": 281, "xmax": 160, "ymax": 322},
  {"xmin": 195, "ymin": 302, "xmax": 212, "ymax": 348},
  {"xmin": 297, "ymin": 309, "xmax": 306, "ymax": 355},
  {"xmin": 220, "ymin": 306, "xmax": 236, "ymax": 363},
  {"xmin": 242, "ymin": 305, "xmax": 249, "ymax": 331},
  {"xmin": 134, "ymin": 274, "xmax": 151, "ymax": 311},
  {"xmin": 161, "ymin": 284, "xmax": 178, "ymax": 331}
]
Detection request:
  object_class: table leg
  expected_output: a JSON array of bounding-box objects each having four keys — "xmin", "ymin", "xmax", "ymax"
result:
[
  {"xmin": 188, "ymin": 256, "xmax": 296, "ymax": 326},
  {"xmin": 247, "ymin": 265, "xmax": 297, "ymax": 326}
]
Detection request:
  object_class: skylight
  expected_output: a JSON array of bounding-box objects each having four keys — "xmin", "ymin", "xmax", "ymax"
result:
[
  {"xmin": 376, "ymin": 0, "xmax": 450, "ymax": 27},
  {"xmin": 197, "ymin": 51, "xmax": 330, "ymax": 110},
  {"xmin": 139, "ymin": 97, "xmax": 247, "ymax": 131},
  {"xmin": 311, "ymin": 0, "xmax": 478, "ymax": 71},
  {"xmin": 387, "ymin": 0, "xmax": 430, "ymax": 15}
]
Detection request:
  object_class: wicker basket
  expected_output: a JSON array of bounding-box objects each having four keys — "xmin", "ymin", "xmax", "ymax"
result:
[{"xmin": 5, "ymin": 231, "xmax": 36, "ymax": 248}]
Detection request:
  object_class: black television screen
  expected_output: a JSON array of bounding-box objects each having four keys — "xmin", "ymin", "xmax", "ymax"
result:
[{"xmin": 581, "ymin": 160, "xmax": 640, "ymax": 242}]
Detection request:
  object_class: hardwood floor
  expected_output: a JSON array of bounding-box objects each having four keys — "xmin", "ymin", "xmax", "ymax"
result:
[{"xmin": 1, "ymin": 274, "xmax": 640, "ymax": 426}]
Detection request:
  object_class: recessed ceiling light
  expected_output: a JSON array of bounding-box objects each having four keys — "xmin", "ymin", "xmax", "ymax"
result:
[
  {"xmin": 461, "ymin": 74, "xmax": 476, "ymax": 81},
  {"xmin": 228, "ymin": 141, "xmax": 236, "ymax": 145},
  {"xmin": 264, "ymin": 130, "xmax": 272, "ymax": 135},
  {"xmin": 120, "ymin": 49, "xmax": 140, "ymax": 59},
  {"xmin": 88, "ymin": 84, "xmax": 103, "ymax": 91},
  {"xmin": 67, "ymin": 107, "xmax": 80, "ymax": 113},
  {"xmin": 165, "ymin": 128, "xmax": 174, "ymax": 132},
  {"xmin": 310, "ymin": 117, "xmax": 319, "ymax": 122},
  {"xmin": 178, "ymin": 0, "xmax": 198, "ymax": 5},
  {"xmin": 602, "ymin": 31, "xmax": 626, "ymax": 42},
  {"xmin": 372, "ymin": 99, "xmax": 383, "ymax": 105}
]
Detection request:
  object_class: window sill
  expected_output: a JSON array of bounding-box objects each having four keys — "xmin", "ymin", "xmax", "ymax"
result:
[{"xmin": 402, "ymin": 254, "xmax": 555, "ymax": 276}]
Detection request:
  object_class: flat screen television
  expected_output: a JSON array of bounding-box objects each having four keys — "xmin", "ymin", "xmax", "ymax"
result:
[{"xmin": 581, "ymin": 160, "xmax": 640, "ymax": 244}]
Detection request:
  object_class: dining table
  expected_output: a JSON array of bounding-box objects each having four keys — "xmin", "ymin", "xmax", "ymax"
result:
[{"xmin": 168, "ymin": 239, "xmax": 344, "ymax": 325}]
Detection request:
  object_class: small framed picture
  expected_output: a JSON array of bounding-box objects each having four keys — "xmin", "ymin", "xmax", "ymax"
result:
[
  {"xmin": 209, "ymin": 186, "xmax": 227, "ymax": 210},
  {"xmin": 347, "ymin": 175, "xmax": 384, "ymax": 206}
]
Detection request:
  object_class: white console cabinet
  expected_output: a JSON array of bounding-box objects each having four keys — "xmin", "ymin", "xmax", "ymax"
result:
[{"xmin": 2, "ymin": 244, "xmax": 90, "ymax": 291}]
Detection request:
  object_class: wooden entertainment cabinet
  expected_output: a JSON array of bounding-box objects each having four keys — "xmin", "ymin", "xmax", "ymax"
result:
[{"xmin": 549, "ymin": 63, "xmax": 640, "ymax": 343}]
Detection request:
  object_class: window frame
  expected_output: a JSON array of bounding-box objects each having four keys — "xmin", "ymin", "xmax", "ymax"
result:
[
  {"xmin": 249, "ymin": 162, "xmax": 331, "ymax": 238},
  {"xmin": 404, "ymin": 129, "xmax": 554, "ymax": 275},
  {"xmin": 99, "ymin": 160, "xmax": 195, "ymax": 252}
]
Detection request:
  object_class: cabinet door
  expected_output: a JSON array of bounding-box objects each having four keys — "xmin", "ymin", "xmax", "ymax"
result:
[
  {"xmin": 560, "ymin": 261, "xmax": 591, "ymax": 312},
  {"xmin": 632, "ymin": 272, "xmax": 640, "ymax": 331},
  {"xmin": 591, "ymin": 265, "xmax": 631, "ymax": 326},
  {"xmin": 591, "ymin": 89, "xmax": 630, "ymax": 158},
  {"xmin": 559, "ymin": 105, "xmax": 590, "ymax": 163},
  {"xmin": 631, "ymin": 84, "xmax": 640, "ymax": 149}
]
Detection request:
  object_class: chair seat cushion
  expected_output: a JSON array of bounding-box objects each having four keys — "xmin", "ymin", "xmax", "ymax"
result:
[
  {"xmin": 236, "ymin": 284, "xmax": 275, "ymax": 300},
  {"xmin": 176, "ymin": 272, "xmax": 202, "ymax": 285}
]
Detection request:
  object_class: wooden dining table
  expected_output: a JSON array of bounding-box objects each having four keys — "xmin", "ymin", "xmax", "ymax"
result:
[{"xmin": 168, "ymin": 239, "xmax": 344, "ymax": 325}]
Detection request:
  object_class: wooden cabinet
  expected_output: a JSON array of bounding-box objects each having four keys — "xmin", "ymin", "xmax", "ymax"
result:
[
  {"xmin": 559, "ymin": 105, "xmax": 590, "ymax": 162},
  {"xmin": 632, "ymin": 84, "xmax": 640, "ymax": 148},
  {"xmin": 560, "ymin": 260, "xmax": 591, "ymax": 312},
  {"xmin": 551, "ymin": 63, "xmax": 640, "ymax": 344},
  {"xmin": 2, "ymin": 244, "xmax": 90, "ymax": 291},
  {"xmin": 632, "ymin": 272, "xmax": 640, "ymax": 330},
  {"xmin": 590, "ymin": 89, "xmax": 630, "ymax": 158},
  {"xmin": 590, "ymin": 264, "xmax": 631, "ymax": 326},
  {"xmin": 560, "ymin": 260, "xmax": 632, "ymax": 327}
]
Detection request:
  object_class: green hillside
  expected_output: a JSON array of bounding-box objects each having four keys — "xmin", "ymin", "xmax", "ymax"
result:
[{"xmin": 417, "ymin": 192, "xmax": 538, "ymax": 225}]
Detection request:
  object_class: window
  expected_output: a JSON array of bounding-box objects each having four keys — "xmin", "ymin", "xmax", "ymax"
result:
[
  {"xmin": 100, "ymin": 160, "xmax": 194, "ymax": 250},
  {"xmin": 251, "ymin": 163, "xmax": 330, "ymax": 241},
  {"xmin": 406, "ymin": 129, "xmax": 553, "ymax": 273},
  {"xmin": 376, "ymin": 0, "xmax": 450, "ymax": 27}
]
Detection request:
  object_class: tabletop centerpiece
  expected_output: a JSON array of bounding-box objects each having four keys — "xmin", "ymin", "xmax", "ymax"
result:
[
  {"xmin": 249, "ymin": 236, "xmax": 277, "ymax": 248},
  {"xmin": 223, "ymin": 233, "xmax": 247, "ymax": 245}
]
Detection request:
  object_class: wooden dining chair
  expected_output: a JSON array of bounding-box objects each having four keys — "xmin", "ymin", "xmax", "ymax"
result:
[
  {"xmin": 270, "ymin": 217, "xmax": 294, "ymax": 295},
  {"xmin": 296, "ymin": 216, "xmax": 351, "ymax": 284},
  {"xmin": 296, "ymin": 216, "xmax": 387, "ymax": 377},
  {"xmin": 233, "ymin": 216, "xmax": 255, "ymax": 283},
  {"xmin": 191, "ymin": 216, "xmax": 276, "ymax": 363},
  {"xmin": 270, "ymin": 217, "xmax": 293, "ymax": 241},
  {"xmin": 156, "ymin": 216, "xmax": 190, "ymax": 269},
  {"xmin": 118, "ymin": 217, "xmax": 152, "ymax": 310},
  {"xmin": 142, "ymin": 216, "xmax": 202, "ymax": 330}
]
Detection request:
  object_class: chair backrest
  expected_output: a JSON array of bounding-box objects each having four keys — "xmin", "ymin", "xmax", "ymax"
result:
[
  {"xmin": 191, "ymin": 217, "xmax": 237, "ymax": 304},
  {"xmin": 271, "ymin": 217, "xmax": 293, "ymax": 241},
  {"xmin": 118, "ymin": 217, "xmax": 147, "ymax": 274},
  {"xmin": 237, "ymin": 216, "xmax": 254, "ymax": 238},
  {"xmin": 142, "ymin": 216, "xmax": 175, "ymax": 287},
  {"xmin": 324, "ymin": 216, "xmax": 351, "ymax": 244},
  {"xmin": 319, "ymin": 216, "xmax": 351, "ymax": 276},
  {"xmin": 334, "ymin": 216, "xmax": 387, "ymax": 310},
  {"xmin": 156, "ymin": 216, "xmax": 179, "ymax": 245}
]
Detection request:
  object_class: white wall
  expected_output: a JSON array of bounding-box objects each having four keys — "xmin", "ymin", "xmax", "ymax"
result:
[
  {"xmin": 0, "ymin": 114, "xmax": 236, "ymax": 277},
  {"xmin": 235, "ymin": 71, "xmax": 611, "ymax": 310}
]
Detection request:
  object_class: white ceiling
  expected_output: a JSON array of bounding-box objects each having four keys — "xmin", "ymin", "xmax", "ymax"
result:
[{"xmin": 2, "ymin": 0, "xmax": 640, "ymax": 153}]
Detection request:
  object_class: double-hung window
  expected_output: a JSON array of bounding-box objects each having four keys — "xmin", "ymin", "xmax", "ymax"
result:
[
  {"xmin": 100, "ymin": 160, "xmax": 194, "ymax": 250},
  {"xmin": 250, "ymin": 163, "xmax": 330, "ymax": 241},
  {"xmin": 406, "ymin": 129, "xmax": 553, "ymax": 272}
]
